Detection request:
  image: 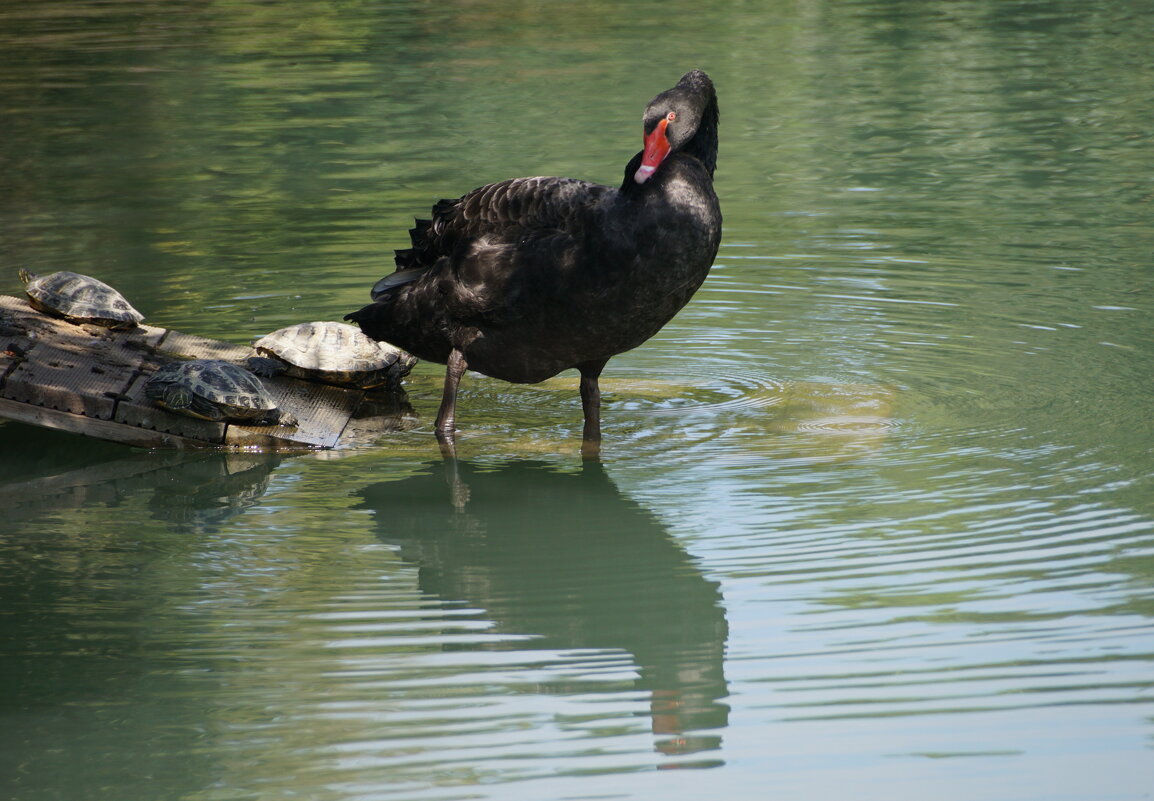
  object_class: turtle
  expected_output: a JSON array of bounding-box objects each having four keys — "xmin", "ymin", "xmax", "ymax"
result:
[
  {"xmin": 145, "ymin": 359, "xmax": 295, "ymax": 426},
  {"xmin": 247, "ymin": 321, "xmax": 417, "ymax": 390},
  {"xmin": 19, "ymin": 269, "xmax": 144, "ymax": 330}
]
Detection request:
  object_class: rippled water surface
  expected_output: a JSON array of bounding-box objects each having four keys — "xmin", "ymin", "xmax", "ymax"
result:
[{"xmin": 2, "ymin": 1, "xmax": 1153, "ymax": 799}]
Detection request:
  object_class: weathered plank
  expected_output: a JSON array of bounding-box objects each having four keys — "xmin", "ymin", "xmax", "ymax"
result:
[
  {"xmin": 0, "ymin": 396, "xmax": 207, "ymax": 448},
  {"xmin": 154, "ymin": 329, "xmax": 250, "ymax": 362},
  {"xmin": 226, "ymin": 379, "xmax": 362, "ymax": 449}
]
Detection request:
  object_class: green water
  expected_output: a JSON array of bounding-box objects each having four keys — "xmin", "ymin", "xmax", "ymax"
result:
[{"xmin": 2, "ymin": 1, "xmax": 1153, "ymax": 799}]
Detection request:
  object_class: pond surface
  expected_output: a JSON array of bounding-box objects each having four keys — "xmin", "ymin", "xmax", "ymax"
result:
[{"xmin": 2, "ymin": 1, "xmax": 1153, "ymax": 799}]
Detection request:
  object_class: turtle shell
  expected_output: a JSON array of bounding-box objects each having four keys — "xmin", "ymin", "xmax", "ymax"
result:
[
  {"xmin": 19, "ymin": 269, "xmax": 144, "ymax": 329},
  {"xmin": 145, "ymin": 360, "xmax": 285, "ymax": 425},
  {"xmin": 252, "ymin": 321, "xmax": 417, "ymax": 389}
]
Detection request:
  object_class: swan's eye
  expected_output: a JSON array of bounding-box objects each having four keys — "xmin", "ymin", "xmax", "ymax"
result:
[{"xmin": 666, "ymin": 111, "xmax": 677, "ymax": 123}]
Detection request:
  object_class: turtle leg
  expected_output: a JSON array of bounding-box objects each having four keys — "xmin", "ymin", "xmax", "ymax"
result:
[
  {"xmin": 246, "ymin": 356, "xmax": 284, "ymax": 378},
  {"xmin": 272, "ymin": 409, "xmax": 298, "ymax": 427},
  {"xmin": 160, "ymin": 386, "xmax": 224, "ymax": 421},
  {"xmin": 195, "ymin": 402, "xmax": 227, "ymax": 422},
  {"xmin": 180, "ymin": 389, "xmax": 226, "ymax": 421}
]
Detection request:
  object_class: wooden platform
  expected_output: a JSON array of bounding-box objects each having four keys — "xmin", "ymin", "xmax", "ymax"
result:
[{"xmin": 0, "ymin": 294, "xmax": 412, "ymax": 450}]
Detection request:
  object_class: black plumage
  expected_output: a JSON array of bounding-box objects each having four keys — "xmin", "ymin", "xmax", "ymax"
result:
[{"xmin": 346, "ymin": 70, "xmax": 721, "ymax": 452}]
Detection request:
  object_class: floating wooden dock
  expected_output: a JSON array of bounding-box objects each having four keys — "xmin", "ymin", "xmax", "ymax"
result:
[{"xmin": 0, "ymin": 294, "xmax": 412, "ymax": 450}]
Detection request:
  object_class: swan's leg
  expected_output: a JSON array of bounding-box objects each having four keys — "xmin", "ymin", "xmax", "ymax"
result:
[
  {"xmin": 578, "ymin": 358, "xmax": 609, "ymax": 457},
  {"xmin": 435, "ymin": 347, "xmax": 468, "ymax": 440}
]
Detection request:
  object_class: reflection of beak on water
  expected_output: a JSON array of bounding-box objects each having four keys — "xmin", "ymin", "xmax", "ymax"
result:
[{"xmin": 355, "ymin": 459, "xmax": 730, "ymax": 760}]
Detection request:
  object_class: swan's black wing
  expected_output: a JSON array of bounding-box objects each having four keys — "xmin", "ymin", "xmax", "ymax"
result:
[{"xmin": 385, "ymin": 176, "xmax": 614, "ymax": 286}]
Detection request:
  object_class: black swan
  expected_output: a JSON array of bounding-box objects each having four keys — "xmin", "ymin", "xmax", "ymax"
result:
[{"xmin": 346, "ymin": 70, "xmax": 721, "ymax": 452}]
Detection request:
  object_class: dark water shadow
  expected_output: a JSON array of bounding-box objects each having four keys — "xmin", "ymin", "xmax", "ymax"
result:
[
  {"xmin": 356, "ymin": 458, "xmax": 730, "ymax": 762},
  {"xmin": 0, "ymin": 422, "xmax": 282, "ymax": 534},
  {"xmin": 0, "ymin": 427, "xmax": 286, "ymax": 799}
]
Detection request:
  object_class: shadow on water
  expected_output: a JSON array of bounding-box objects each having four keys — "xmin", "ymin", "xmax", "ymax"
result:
[
  {"xmin": 356, "ymin": 458, "xmax": 731, "ymax": 763},
  {"xmin": 0, "ymin": 426, "xmax": 283, "ymax": 799},
  {"xmin": 0, "ymin": 423, "xmax": 282, "ymax": 533}
]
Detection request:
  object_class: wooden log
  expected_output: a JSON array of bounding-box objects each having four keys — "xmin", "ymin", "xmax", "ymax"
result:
[{"xmin": 0, "ymin": 293, "xmax": 413, "ymax": 450}]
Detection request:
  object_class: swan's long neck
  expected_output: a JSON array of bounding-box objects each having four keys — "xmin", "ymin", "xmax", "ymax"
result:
[{"xmin": 684, "ymin": 96, "xmax": 719, "ymax": 178}]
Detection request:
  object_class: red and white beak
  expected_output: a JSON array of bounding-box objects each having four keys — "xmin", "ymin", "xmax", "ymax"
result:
[{"xmin": 634, "ymin": 116, "xmax": 672, "ymax": 184}]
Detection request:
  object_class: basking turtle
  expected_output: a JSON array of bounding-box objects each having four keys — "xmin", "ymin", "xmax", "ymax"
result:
[
  {"xmin": 19, "ymin": 269, "xmax": 144, "ymax": 329},
  {"xmin": 145, "ymin": 359, "xmax": 295, "ymax": 426},
  {"xmin": 247, "ymin": 321, "xmax": 417, "ymax": 390}
]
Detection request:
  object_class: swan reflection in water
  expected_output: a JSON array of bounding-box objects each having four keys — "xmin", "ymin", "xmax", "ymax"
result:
[{"xmin": 356, "ymin": 459, "xmax": 729, "ymax": 762}]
